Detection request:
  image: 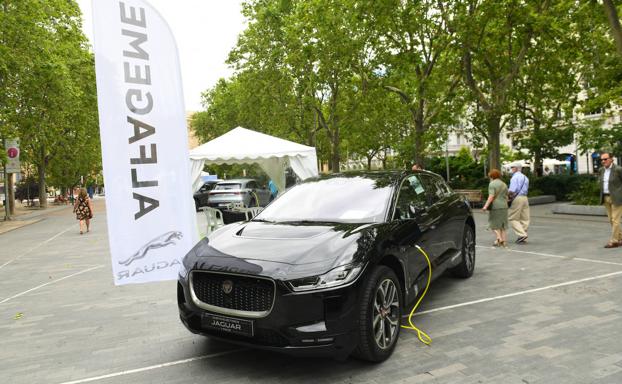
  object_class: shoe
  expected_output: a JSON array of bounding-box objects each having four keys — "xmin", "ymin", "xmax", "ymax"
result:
[
  {"xmin": 516, "ymin": 236, "xmax": 528, "ymax": 244},
  {"xmin": 80, "ymin": 231, "xmax": 83, "ymax": 235},
  {"xmin": 493, "ymin": 239, "xmax": 502, "ymax": 247},
  {"xmin": 604, "ymin": 242, "xmax": 619, "ymax": 248}
]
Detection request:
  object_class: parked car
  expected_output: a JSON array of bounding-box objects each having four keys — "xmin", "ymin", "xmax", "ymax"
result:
[
  {"xmin": 206, "ymin": 179, "xmax": 272, "ymax": 209},
  {"xmin": 193, "ymin": 180, "xmax": 221, "ymax": 210},
  {"xmin": 177, "ymin": 170, "xmax": 475, "ymax": 362}
]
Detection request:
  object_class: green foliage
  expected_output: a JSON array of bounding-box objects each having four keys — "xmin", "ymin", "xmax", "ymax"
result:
[
  {"xmin": 1, "ymin": 0, "xmax": 100, "ymax": 205},
  {"xmin": 567, "ymin": 179, "xmax": 601, "ymax": 206},
  {"xmin": 530, "ymin": 174, "xmax": 598, "ymax": 201},
  {"xmin": 15, "ymin": 176, "xmax": 42, "ymax": 202}
]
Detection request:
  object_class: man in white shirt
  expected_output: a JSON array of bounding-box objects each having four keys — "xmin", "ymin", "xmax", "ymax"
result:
[{"xmin": 598, "ymin": 152, "xmax": 622, "ymax": 248}]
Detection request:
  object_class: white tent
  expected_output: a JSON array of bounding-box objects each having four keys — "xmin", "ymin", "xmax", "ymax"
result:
[{"xmin": 189, "ymin": 127, "xmax": 319, "ymax": 193}]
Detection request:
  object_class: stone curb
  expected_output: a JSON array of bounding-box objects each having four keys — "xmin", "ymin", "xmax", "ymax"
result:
[{"xmin": 551, "ymin": 203, "xmax": 606, "ymax": 216}]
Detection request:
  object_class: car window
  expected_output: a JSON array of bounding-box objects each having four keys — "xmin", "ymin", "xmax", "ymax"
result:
[
  {"xmin": 256, "ymin": 176, "xmax": 392, "ymax": 223},
  {"xmin": 419, "ymin": 174, "xmax": 448, "ymax": 204},
  {"xmin": 215, "ymin": 183, "xmax": 241, "ymax": 190},
  {"xmin": 393, "ymin": 175, "xmax": 427, "ymax": 220},
  {"xmin": 246, "ymin": 181, "xmax": 257, "ymax": 189}
]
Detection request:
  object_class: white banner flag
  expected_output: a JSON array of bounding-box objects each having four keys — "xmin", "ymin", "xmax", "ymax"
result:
[{"xmin": 92, "ymin": 0, "xmax": 197, "ymax": 285}]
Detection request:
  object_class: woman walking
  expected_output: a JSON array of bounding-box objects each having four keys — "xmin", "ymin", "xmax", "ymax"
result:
[
  {"xmin": 482, "ymin": 169, "xmax": 509, "ymax": 247},
  {"xmin": 73, "ymin": 188, "xmax": 94, "ymax": 234}
]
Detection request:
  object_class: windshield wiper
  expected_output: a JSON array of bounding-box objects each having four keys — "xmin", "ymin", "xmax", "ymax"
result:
[{"xmin": 251, "ymin": 218, "xmax": 275, "ymax": 223}]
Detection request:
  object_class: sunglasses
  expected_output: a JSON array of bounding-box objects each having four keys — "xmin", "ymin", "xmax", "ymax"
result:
[{"xmin": 601, "ymin": 158, "xmax": 610, "ymax": 161}]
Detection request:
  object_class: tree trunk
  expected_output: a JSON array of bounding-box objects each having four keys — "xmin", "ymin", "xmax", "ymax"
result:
[
  {"xmin": 533, "ymin": 122, "xmax": 543, "ymax": 177},
  {"xmin": 603, "ymin": 0, "xmax": 622, "ymax": 56},
  {"xmin": 330, "ymin": 128, "xmax": 340, "ymax": 172},
  {"xmin": 38, "ymin": 163, "xmax": 47, "ymax": 209},
  {"xmin": 534, "ymin": 152, "xmax": 542, "ymax": 177},
  {"xmin": 8, "ymin": 173, "xmax": 15, "ymax": 215},
  {"xmin": 487, "ymin": 114, "xmax": 502, "ymax": 170},
  {"xmin": 413, "ymin": 101, "xmax": 426, "ymax": 166}
]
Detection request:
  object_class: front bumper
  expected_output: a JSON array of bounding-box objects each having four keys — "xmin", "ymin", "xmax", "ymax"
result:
[{"xmin": 177, "ymin": 272, "xmax": 361, "ymax": 359}]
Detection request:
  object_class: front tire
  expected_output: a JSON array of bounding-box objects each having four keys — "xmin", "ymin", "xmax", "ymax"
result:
[
  {"xmin": 451, "ymin": 224, "xmax": 475, "ymax": 278},
  {"xmin": 353, "ymin": 266, "xmax": 402, "ymax": 363}
]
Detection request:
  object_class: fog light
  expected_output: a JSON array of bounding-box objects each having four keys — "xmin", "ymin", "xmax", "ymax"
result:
[
  {"xmin": 316, "ymin": 337, "xmax": 334, "ymax": 343},
  {"xmin": 295, "ymin": 321, "xmax": 327, "ymax": 333}
]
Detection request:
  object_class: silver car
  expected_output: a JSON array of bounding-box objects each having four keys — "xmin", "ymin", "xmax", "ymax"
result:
[{"xmin": 207, "ymin": 179, "xmax": 272, "ymax": 209}]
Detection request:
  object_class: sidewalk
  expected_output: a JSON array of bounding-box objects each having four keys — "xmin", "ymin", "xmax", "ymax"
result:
[{"xmin": 0, "ymin": 199, "xmax": 76, "ymax": 235}]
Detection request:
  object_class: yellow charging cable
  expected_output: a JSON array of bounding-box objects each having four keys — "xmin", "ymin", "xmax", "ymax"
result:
[{"xmin": 400, "ymin": 244, "xmax": 432, "ymax": 345}]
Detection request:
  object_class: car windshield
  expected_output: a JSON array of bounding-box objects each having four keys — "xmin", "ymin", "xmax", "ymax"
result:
[
  {"xmin": 214, "ymin": 183, "xmax": 242, "ymax": 190},
  {"xmin": 256, "ymin": 176, "xmax": 392, "ymax": 223}
]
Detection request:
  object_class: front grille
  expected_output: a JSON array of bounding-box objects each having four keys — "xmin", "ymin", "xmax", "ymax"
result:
[
  {"xmin": 202, "ymin": 327, "xmax": 289, "ymax": 347},
  {"xmin": 190, "ymin": 271, "xmax": 275, "ymax": 317}
]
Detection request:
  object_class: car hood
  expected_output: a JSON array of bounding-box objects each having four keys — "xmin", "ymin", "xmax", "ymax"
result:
[{"xmin": 184, "ymin": 221, "xmax": 379, "ymax": 280}]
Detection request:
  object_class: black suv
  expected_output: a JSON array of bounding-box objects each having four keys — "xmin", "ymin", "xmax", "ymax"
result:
[{"xmin": 178, "ymin": 171, "xmax": 475, "ymax": 362}]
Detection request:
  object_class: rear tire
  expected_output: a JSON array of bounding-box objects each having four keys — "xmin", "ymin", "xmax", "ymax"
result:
[
  {"xmin": 451, "ymin": 224, "xmax": 475, "ymax": 278},
  {"xmin": 352, "ymin": 266, "xmax": 402, "ymax": 363}
]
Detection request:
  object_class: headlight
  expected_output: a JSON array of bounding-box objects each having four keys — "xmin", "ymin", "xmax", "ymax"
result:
[
  {"xmin": 286, "ymin": 264, "xmax": 365, "ymax": 292},
  {"xmin": 178, "ymin": 259, "xmax": 188, "ymax": 278}
]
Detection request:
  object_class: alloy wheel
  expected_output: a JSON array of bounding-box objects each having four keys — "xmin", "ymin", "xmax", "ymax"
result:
[{"xmin": 373, "ymin": 278, "xmax": 400, "ymax": 349}]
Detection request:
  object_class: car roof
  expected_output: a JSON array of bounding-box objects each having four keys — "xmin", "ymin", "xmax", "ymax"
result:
[
  {"xmin": 305, "ymin": 170, "xmax": 440, "ymax": 186},
  {"xmin": 217, "ymin": 179, "xmax": 255, "ymax": 184}
]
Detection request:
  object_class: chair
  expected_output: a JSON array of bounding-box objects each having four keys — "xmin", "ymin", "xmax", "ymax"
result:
[
  {"xmin": 200, "ymin": 207, "xmax": 224, "ymax": 235},
  {"xmin": 246, "ymin": 206, "xmax": 263, "ymax": 220}
]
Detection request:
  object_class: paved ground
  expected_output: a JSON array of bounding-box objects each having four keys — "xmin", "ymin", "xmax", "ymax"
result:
[{"xmin": 1, "ymin": 200, "xmax": 621, "ymax": 384}]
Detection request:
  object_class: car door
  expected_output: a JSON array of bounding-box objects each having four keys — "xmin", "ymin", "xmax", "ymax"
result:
[
  {"xmin": 390, "ymin": 175, "xmax": 437, "ymax": 299},
  {"xmin": 419, "ymin": 174, "xmax": 460, "ymax": 270}
]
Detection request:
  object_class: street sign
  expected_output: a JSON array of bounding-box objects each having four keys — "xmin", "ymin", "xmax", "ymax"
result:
[{"xmin": 5, "ymin": 139, "xmax": 20, "ymax": 173}]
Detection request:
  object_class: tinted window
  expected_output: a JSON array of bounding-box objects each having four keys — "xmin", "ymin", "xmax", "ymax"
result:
[
  {"xmin": 215, "ymin": 183, "xmax": 242, "ymax": 190},
  {"xmin": 246, "ymin": 181, "xmax": 258, "ymax": 189},
  {"xmin": 256, "ymin": 176, "xmax": 392, "ymax": 223},
  {"xmin": 394, "ymin": 175, "xmax": 427, "ymax": 220},
  {"xmin": 419, "ymin": 174, "xmax": 448, "ymax": 204}
]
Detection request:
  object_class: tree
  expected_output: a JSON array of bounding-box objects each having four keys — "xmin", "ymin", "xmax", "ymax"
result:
[
  {"xmin": 603, "ymin": 0, "xmax": 622, "ymax": 56},
  {"xmin": 453, "ymin": 0, "xmax": 558, "ymax": 170},
  {"xmin": 1, "ymin": 1, "xmax": 99, "ymax": 208},
  {"xmin": 356, "ymin": 0, "xmax": 462, "ymax": 166},
  {"xmin": 509, "ymin": 3, "xmax": 581, "ymax": 176}
]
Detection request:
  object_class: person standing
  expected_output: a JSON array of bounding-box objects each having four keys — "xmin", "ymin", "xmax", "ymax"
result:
[
  {"xmin": 73, "ymin": 188, "xmax": 94, "ymax": 235},
  {"xmin": 508, "ymin": 162, "xmax": 530, "ymax": 244},
  {"xmin": 482, "ymin": 169, "xmax": 509, "ymax": 247},
  {"xmin": 598, "ymin": 152, "xmax": 622, "ymax": 248}
]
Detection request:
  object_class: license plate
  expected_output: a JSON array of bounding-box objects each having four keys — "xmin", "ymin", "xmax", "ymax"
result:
[{"xmin": 202, "ymin": 313, "xmax": 254, "ymax": 337}]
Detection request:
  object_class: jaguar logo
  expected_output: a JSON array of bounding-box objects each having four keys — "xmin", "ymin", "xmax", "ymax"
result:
[
  {"xmin": 222, "ymin": 280, "xmax": 233, "ymax": 294},
  {"xmin": 119, "ymin": 231, "xmax": 183, "ymax": 266}
]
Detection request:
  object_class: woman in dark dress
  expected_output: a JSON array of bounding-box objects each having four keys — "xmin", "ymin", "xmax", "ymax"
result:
[{"xmin": 73, "ymin": 188, "xmax": 94, "ymax": 234}]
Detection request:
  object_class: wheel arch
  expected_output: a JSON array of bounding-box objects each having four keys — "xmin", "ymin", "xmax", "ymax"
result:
[{"xmin": 377, "ymin": 254, "xmax": 406, "ymax": 299}]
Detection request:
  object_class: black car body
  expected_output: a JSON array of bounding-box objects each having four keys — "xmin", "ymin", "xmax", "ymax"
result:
[{"xmin": 178, "ymin": 171, "xmax": 475, "ymax": 362}]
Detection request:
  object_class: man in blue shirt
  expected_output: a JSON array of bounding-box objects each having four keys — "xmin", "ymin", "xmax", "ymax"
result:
[
  {"xmin": 268, "ymin": 179, "xmax": 278, "ymax": 200},
  {"xmin": 508, "ymin": 162, "xmax": 530, "ymax": 243}
]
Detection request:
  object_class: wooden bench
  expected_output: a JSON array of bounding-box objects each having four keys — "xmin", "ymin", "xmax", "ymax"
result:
[{"xmin": 454, "ymin": 189, "xmax": 483, "ymax": 208}]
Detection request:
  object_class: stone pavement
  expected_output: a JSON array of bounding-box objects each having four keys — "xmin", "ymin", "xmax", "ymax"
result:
[
  {"xmin": 0, "ymin": 200, "xmax": 76, "ymax": 235},
  {"xmin": 1, "ymin": 200, "xmax": 621, "ymax": 384}
]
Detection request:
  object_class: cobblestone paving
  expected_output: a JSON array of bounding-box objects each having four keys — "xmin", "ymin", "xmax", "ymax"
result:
[{"xmin": 1, "ymin": 201, "xmax": 621, "ymax": 384}]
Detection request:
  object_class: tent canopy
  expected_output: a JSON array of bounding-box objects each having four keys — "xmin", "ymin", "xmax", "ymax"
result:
[{"xmin": 189, "ymin": 127, "xmax": 319, "ymax": 193}]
